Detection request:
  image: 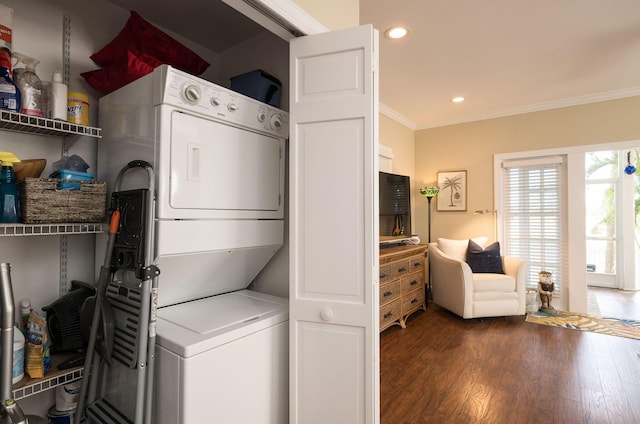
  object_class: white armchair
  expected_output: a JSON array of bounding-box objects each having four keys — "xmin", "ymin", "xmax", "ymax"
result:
[{"xmin": 428, "ymin": 238, "xmax": 527, "ymax": 319}]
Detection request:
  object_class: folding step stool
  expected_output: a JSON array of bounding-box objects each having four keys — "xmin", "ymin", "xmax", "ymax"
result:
[{"xmin": 75, "ymin": 161, "xmax": 160, "ymax": 424}]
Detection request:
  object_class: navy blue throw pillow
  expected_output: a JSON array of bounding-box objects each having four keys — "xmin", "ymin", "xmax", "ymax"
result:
[{"xmin": 465, "ymin": 240, "xmax": 505, "ymax": 274}]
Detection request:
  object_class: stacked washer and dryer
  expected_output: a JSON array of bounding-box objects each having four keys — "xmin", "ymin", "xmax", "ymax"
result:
[{"xmin": 97, "ymin": 65, "xmax": 289, "ymax": 423}]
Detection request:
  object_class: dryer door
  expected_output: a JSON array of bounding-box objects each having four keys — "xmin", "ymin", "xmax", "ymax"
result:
[{"xmin": 160, "ymin": 110, "xmax": 284, "ymax": 219}]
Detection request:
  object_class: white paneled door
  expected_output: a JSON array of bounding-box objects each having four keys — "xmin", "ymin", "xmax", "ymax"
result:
[{"xmin": 289, "ymin": 25, "xmax": 380, "ymax": 424}]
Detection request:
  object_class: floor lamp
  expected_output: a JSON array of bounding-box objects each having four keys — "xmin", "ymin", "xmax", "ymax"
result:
[
  {"xmin": 420, "ymin": 186, "xmax": 439, "ymax": 297},
  {"xmin": 419, "ymin": 186, "xmax": 439, "ymax": 243}
]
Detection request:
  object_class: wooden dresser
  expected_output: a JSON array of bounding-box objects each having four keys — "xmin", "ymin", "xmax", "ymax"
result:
[{"xmin": 379, "ymin": 244, "xmax": 428, "ymax": 331}]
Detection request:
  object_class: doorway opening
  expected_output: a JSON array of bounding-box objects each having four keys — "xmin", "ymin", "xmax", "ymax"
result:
[{"xmin": 585, "ymin": 148, "xmax": 639, "ymax": 319}]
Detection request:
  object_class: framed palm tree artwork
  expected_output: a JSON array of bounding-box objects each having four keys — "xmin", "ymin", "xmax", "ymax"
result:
[{"xmin": 437, "ymin": 170, "xmax": 467, "ymax": 211}]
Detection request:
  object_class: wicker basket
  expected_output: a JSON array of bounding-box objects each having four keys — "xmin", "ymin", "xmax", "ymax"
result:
[{"xmin": 19, "ymin": 177, "xmax": 107, "ymax": 224}]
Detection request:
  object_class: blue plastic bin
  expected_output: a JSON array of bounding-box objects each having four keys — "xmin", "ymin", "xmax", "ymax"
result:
[
  {"xmin": 49, "ymin": 169, "xmax": 95, "ymax": 190},
  {"xmin": 230, "ymin": 70, "xmax": 281, "ymax": 108}
]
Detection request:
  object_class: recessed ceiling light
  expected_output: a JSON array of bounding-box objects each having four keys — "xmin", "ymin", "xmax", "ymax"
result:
[
  {"xmin": 385, "ymin": 26, "xmax": 409, "ymax": 39},
  {"xmin": 451, "ymin": 96, "xmax": 465, "ymax": 103}
]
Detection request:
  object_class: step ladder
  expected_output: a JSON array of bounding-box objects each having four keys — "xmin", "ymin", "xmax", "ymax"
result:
[{"xmin": 75, "ymin": 161, "xmax": 160, "ymax": 424}]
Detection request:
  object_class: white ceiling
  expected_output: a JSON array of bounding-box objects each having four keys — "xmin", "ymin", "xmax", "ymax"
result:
[
  {"xmin": 361, "ymin": 0, "xmax": 640, "ymax": 129},
  {"xmin": 107, "ymin": 0, "xmax": 640, "ymax": 130}
]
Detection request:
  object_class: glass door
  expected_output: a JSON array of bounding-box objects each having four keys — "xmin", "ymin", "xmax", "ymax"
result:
[
  {"xmin": 585, "ymin": 149, "xmax": 639, "ymax": 290},
  {"xmin": 585, "ymin": 151, "xmax": 618, "ymax": 287}
]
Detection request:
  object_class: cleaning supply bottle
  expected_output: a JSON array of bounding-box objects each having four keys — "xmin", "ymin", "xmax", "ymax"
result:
[
  {"xmin": 0, "ymin": 151, "xmax": 21, "ymax": 222},
  {"xmin": 20, "ymin": 298, "xmax": 31, "ymax": 335},
  {"xmin": 13, "ymin": 52, "xmax": 43, "ymax": 116},
  {"xmin": 0, "ymin": 48, "xmax": 20, "ymax": 112},
  {"xmin": 50, "ymin": 70, "xmax": 67, "ymax": 120},
  {"xmin": 12, "ymin": 324, "xmax": 25, "ymax": 384}
]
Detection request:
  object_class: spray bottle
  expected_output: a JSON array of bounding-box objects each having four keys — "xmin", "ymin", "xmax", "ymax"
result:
[
  {"xmin": 0, "ymin": 48, "xmax": 20, "ymax": 112},
  {"xmin": 12, "ymin": 52, "xmax": 43, "ymax": 116},
  {"xmin": 0, "ymin": 151, "xmax": 21, "ymax": 223}
]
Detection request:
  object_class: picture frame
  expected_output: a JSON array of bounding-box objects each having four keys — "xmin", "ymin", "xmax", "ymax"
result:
[{"xmin": 437, "ymin": 170, "xmax": 467, "ymax": 211}]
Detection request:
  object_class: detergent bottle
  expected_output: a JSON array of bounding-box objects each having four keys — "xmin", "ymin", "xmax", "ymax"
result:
[
  {"xmin": 50, "ymin": 70, "xmax": 68, "ymax": 120},
  {"xmin": 13, "ymin": 52, "xmax": 43, "ymax": 116},
  {"xmin": 0, "ymin": 48, "xmax": 20, "ymax": 112},
  {"xmin": 0, "ymin": 151, "xmax": 21, "ymax": 222}
]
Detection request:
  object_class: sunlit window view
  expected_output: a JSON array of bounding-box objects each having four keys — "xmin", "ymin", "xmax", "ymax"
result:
[{"xmin": 585, "ymin": 149, "xmax": 640, "ymax": 288}]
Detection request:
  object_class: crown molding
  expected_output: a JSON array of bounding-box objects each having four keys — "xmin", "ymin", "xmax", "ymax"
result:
[
  {"xmin": 416, "ymin": 86, "xmax": 640, "ymax": 130},
  {"xmin": 379, "ymin": 103, "xmax": 417, "ymax": 130}
]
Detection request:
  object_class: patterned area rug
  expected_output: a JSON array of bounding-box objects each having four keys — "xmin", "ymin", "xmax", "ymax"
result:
[{"xmin": 525, "ymin": 310, "xmax": 640, "ymax": 340}]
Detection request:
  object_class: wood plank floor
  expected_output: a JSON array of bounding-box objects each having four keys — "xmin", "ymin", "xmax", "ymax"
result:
[
  {"xmin": 380, "ymin": 301, "xmax": 640, "ymax": 424},
  {"xmin": 588, "ymin": 286, "xmax": 640, "ymax": 320}
]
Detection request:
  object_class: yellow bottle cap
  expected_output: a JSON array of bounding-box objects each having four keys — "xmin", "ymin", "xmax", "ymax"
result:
[{"xmin": 0, "ymin": 151, "xmax": 21, "ymax": 164}]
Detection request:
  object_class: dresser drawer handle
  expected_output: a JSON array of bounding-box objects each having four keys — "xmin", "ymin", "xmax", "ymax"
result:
[
  {"xmin": 411, "ymin": 298, "xmax": 418, "ymax": 304},
  {"xmin": 410, "ymin": 280, "xmax": 418, "ymax": 286},
  {"xmin": 384, "ymin": 311, "xmax": 393, "ymax": 319},
  {"xmin": 380, "ymin": 273, "xmax": 387, "ymax": 279},
  {"xmin": 383, "ymin": 291, "xmax": 394, "ymax": 297},
  {"xmin": 413, "ymin": 262, "xmax": 421, "ymax": 268},
  {"xmin": 397, "ymin": 266, "xmax": 406, "ymax": 273}
]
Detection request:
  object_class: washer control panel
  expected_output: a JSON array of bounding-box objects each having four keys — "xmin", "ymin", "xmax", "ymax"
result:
[{"xmin": 160, "ymin": 66, "xmax": 288, "ymax": 139}]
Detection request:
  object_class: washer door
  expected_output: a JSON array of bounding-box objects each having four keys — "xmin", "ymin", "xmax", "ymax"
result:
[{"xmin": 165, "ymin": 110, "xmax": 283, "ymax": 218}]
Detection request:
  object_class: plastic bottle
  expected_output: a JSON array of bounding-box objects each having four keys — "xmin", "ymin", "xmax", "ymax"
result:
[
  {"xmin": 0, "ymin": 156, "xmax": 20, "ymax": 222},
  {"xmin": 0, "ymin": 48, "xmax": 20, "ymax": 112},
  {"xmin": 12, "ymin": 325, "xmax": 25, "ymax": 384},
  {"xmin": 51, "ymin": 70, "xmax": 67, "ymax": 120},
  {"xmin": 13, "ymin": 52, "xmax": 43, "ymax": 116},
  {"xmin": 20, "ymin": 298, "xmax": 31, "ymax": 335},
  {"xmin": 40, "ymin": 80, "xmax": 51, "ymax": 118}
]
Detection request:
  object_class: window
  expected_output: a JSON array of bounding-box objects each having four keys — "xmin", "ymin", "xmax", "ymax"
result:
[{"xmin": 501, "ymin": 156, "xmax": 567, "ymax": 296}]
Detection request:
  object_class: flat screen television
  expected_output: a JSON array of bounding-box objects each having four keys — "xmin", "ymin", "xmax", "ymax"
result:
[{"xmin": 379, "ymin": 171, "xmax": 411, "ymax": 241}]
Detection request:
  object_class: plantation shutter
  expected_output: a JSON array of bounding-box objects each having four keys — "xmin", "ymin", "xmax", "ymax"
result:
[{"xmin": 501, "ymin": 156, "xmax": 567, "ymax": 295}]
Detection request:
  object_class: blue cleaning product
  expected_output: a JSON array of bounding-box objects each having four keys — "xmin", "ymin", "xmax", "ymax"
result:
[
  {"xmin": 0, "ymin": 157, "xmax": 20, "ymax": 222},
  {"xmin": 0, "ymin": 48, "xmax": 20, "ymax": 112}
]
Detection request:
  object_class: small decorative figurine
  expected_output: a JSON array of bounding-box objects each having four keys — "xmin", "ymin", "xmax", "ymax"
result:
[{"xmin": 538, "ymin": 271, "xmax": 556, "ymax": 314}]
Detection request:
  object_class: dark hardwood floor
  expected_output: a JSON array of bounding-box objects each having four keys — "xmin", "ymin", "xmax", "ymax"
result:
[{"xmin": 380, "ymin": 299, "xmax": 640, "ymax": 424}]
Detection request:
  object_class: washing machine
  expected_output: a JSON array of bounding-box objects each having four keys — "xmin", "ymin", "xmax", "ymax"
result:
[{"xmin": 154, "ymin": 290, "xmax": 288, "ymax": 423}]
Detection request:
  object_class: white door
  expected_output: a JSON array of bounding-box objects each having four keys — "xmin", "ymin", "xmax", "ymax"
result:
[
  {"xmin": 289, "ymin": 25, "xmax": 379, "ymax": 424},
  {"xmin": 585, "ymin": 148, "xmax": 639, "ymax": 291}
]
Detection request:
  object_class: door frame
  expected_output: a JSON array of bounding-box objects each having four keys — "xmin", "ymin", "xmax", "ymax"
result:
[{"xmin": 220, "ymin": 0, "xmax": 329, "ymax": 39}]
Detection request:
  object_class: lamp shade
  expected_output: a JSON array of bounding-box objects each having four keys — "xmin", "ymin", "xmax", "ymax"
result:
[{"xmin": 419, "ymin": 186, "xmax": 439, "ymax": 198}]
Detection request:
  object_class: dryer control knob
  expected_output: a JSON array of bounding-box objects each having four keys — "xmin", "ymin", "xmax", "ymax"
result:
[
  {"xmin": 257, "ymin": 112, "xmax": 266, "ymax": 122},
  {"xmin": 183, "ymin": 84, "xmax": 200, "ymax": 104},
  {"xmin": 270, "ymin": 114, "xmax": 283, "ymax": 130},
  {"xmin": 210, "ymin": 97, "xmax": 221, "ymax": 106},
  {"xmin": 228, "ymin": 103, "xmax": 239, "ymax": 112}
]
